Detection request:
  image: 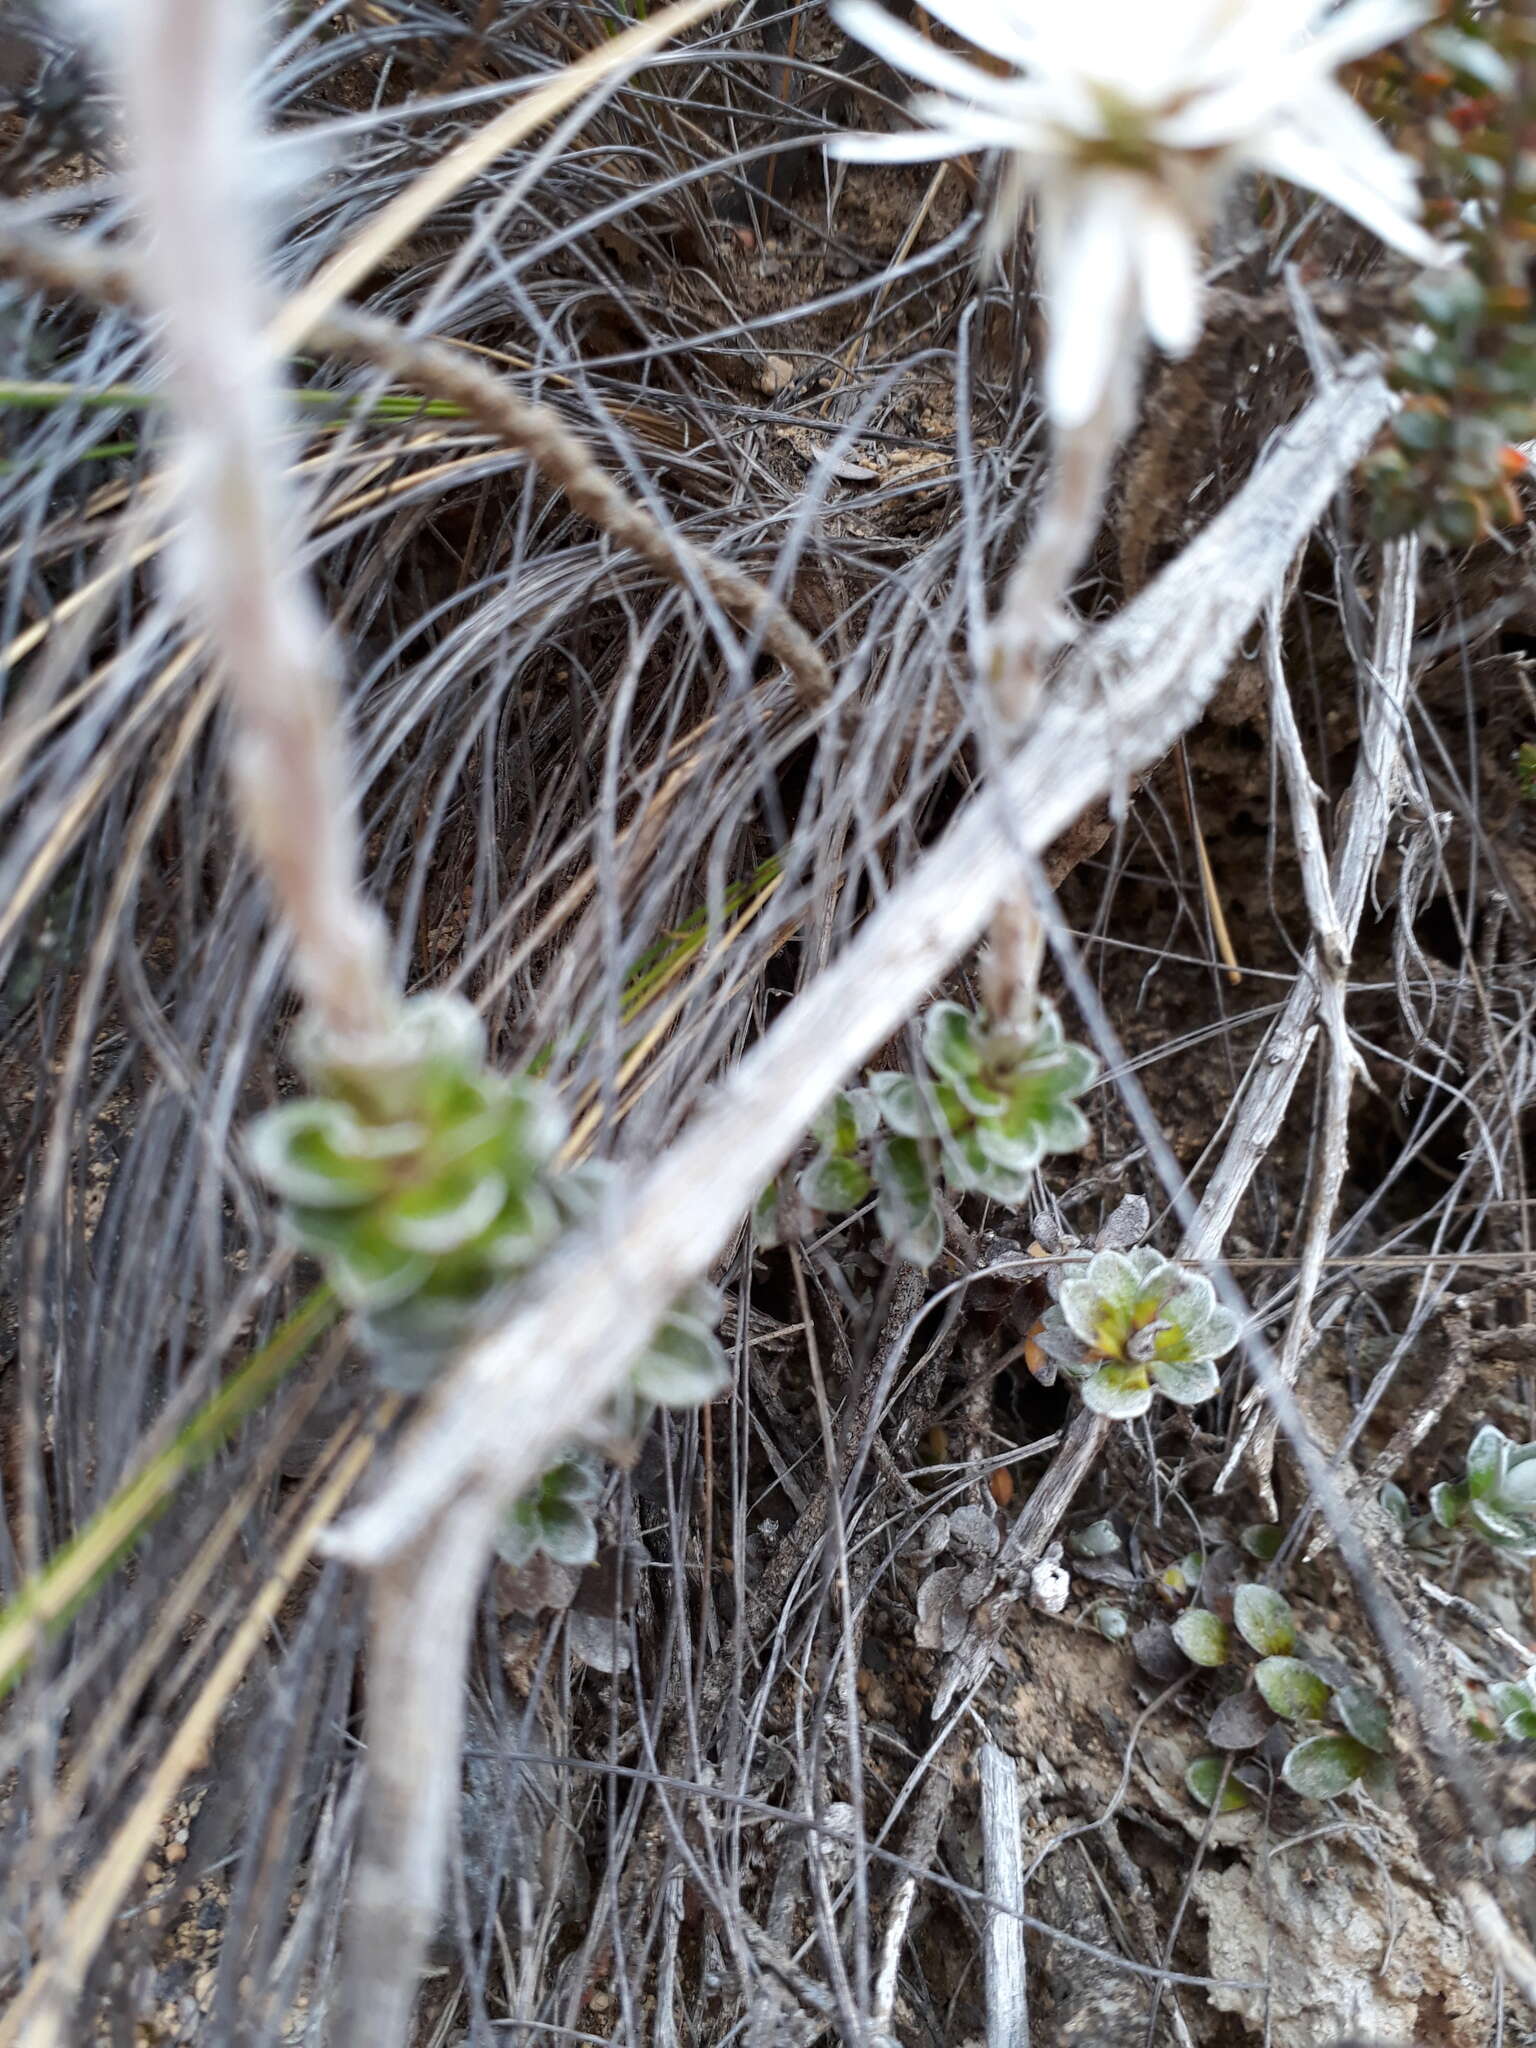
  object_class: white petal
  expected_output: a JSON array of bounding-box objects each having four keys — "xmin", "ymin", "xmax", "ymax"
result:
[
  {"xmin": 1250, "ymin": 118, "xmax": 1441, "ymax": 266},
  {"xmin": 828, "ymin": 127, "xmax": 977, "ymax": 164},
  {"xmin": 1164, "ymin": 0, "xmax": 1428, "ymax": 148},
  {"xmin": 914, "ymin": 0, "xmax": 1045, "ymax": 71},
  {"xmin": 1285, "ymin": 76, "xmax": 1422, "ymax": 211},
  {"xmin": 1131, "ymin": 189, "xmax": 1205, "ymax": 356},
  {"xmin": 1040, "ymin": 172, "xmax": 1141, "ymax": 428},
  {"xmin": 1295, "ymin": 0, "xmax": 1429, "ymax": 74},
  {"xmin": 831, "ymin": 0, "xmax": 1018, "ymax": 106},
  {"xmin": 909, "ymin": 91, "xmax": 1055, "ymax": 153}
]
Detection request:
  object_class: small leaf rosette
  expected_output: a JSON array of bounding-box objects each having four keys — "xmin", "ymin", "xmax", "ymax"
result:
[
  {"xmin": 248, "ymin": 992, "xmax": 568, "ymax": 1389},
  {"xmin": 1036, "ymin": 1245, "xmax": 1240, "ymax": 1420},
  {"xmin": 915, "ymin": 999, "xmax": 1097, "ymax": 1204},
  {"xmin": 1431, "ymin": 1423, "xmax": 1536, "ymax": 1558}
]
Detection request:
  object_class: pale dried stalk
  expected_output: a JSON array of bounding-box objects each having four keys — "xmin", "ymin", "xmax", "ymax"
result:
[
  {"xmin": 1213, "ymin": 538, "xmax": 1418, "ymax": 1493},
  {"xmin": 979, "ymin": 1744, "xmax": 1029, "ymax": 2048},
  {"xmin": 96, "ymin": 0, "xmax": 393, "ymax": 1042},
  {"xmin": 321, "ymin": 369, "xmax": 1392, "ymax": 2046}
]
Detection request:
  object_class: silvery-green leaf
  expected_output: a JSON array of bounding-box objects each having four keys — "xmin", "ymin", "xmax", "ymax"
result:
[
  {"xmin": 632, "ymin": 1312, "xmax": 729, "ymax": 1409},
  {"xmin": 874, "ymin": 1137, "xmax": 945, "ymax": 1266},
  {"xmin": 798, "ymin": 1151, "xmax": 873, "ymax": 1215},
  {"xmin": 811, "ymin": 1090, "xmax": 875, "ymax": 1157},
  {"xmin": 1068, "ymin": 1519, "xmax": 1121, "ymax": 1559},
  {"xmin": 1466, "ymin": 1423, "xmax": 1509, "ymax": 1501},
  {"xmin": 1034, "ymin": 1306, "xmax": 1090, "ymax": 1371},
  {"xmin": 246, "ymin": 1100, "xmax": 395, "ymax": 1208},
  {"xmin": 923, "ymin": 1003, "xmax": 985, "ymax": 1087},
  {"xmin": 867, "ymin": 1070, "xmax": 936, "ymax": 1137},
  {"xmin": 1161, "ymin": 1270, "xmax": 1218, "ymax": 1338},
  {"xmin": 753, "ymin": 1181, "xmax": 782, "ymax": 1247},
  {"xmin": 1241, "ymin": 1523, "xmax": 1284, "ymax": 1561},
  {"xmin": 1186, "ymin": 1756, "xmax": 1248, "ymax": 1811},
  {"xmin": 330, "ymin": 1234, "xmax": 434, "ymax": 1313},
  {"xmin": 535, "ymin": 1496, "xmax": 600, "ymax": 1568},
  {"xmin": 972, "ymin": 1116, "xmax": 1048, "ymax": 1175},
  {"xmin": 1501, "ymin": 1449, "xmax": 1536, "ymax": 1507},
  {"xmin": 1079, "ymin": 1362, "xmax": 1153, "ymax": 1420},
  {"xmin": 496, "ymin": 1076, "xmax": 567, "ymax": 1172},
  {"xmin": 1430, "ymin": 1480, "xmax": 1467, "ymax": 1530},
  {"xmin": 1335, "ymin": 1684, "xmax": 1390, "ymax": 1754},
  {"xmin": 1254, "ymin": 1657, "xmax": 1331, "ymax": 1721},
  {"xmin": 1038, "ymin": 1099, "xmax": 1092, "ymax": 1154},
  {"xmin": 1282, "ymin": 1732, "xmax": 1372, "ymax": 1800},
  {"xmin": 1378, "ymin": 1484, "xmax": 1410, "ymax": 1530},
  {"xmin": 1093, "ymin": 1603, "xmax": 1129, "ymax": 1643},
  {"xmin": 1495, "ymin": 1692, "xmax": 1536, "ymax": 1742},
  {"xmin": 1467, "ymin": 1499, "xmax": 1536, "ymax": 1554},
  {"xmin": 1150, "ymin": 1355, "xmax": 1220, "ymax": 1406},
  {"xmin": 384, "ymin": 1168, "xmax": 508, "ymax": 1254},
  {"xmin": 1233, "ymin": 1584, "xmax": 1295, "ymax": 1657},
  {"xmin": 482, "ymin": 1184, "xmax": 560, "ymax": 1269},
  {"xmin": 495, "ymin": 1499, "xmax": 545, "ymax": 1569},
  {"xmin": 1171, "ymin": 1608, "xmax": 1229, "ymax": 1667}
]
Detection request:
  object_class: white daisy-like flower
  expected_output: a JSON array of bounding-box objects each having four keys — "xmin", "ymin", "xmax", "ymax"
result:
[{"xmin": 831, "ymin": 0, "xmax": 1442, "ymax": 427}]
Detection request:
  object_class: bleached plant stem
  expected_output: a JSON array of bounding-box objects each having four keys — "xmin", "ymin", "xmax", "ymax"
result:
[
  {"xmin": 1218, "ymin": 599, "xmax": 1385, "ymax": 1507},
  {"xmin": 979, "ymin": 1744, "xmax": 1029, "ymax": 2048},
  {"xmin": 92, "ymin": 0, "xmax": 393, "ymax": 1042},
  {"xmin": 988, "ymin": 343, "xmax": 1141, "ymax": 726},
  {"xmin": 1212, "ymin": 538, "xmax": 1418, "ymax": 1492}
]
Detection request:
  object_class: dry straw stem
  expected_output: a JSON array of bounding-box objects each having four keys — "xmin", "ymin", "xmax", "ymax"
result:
[
  {"xmin": 0, "ymin": 1419, "xmax": 378, "ymax": 2048},
  {"xmin": 319, "ymin": 366, "xmax": 1393, "ymax": 2045},
  {"xmin": 979, "ymin": 1743, "xmax": 1028, "ymax": 2048},
  {"xmin": 0, "ymin": 226, "xmax": 830, "ymax": 709}
]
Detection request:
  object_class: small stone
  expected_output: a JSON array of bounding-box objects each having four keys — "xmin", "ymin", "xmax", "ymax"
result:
[
  {"xmin": 142, "ymin": 1862, "xmax": 162, "ymax": 1887},
  {"xmin": 165, "ymin": 1841, "xmax": 187, "ymax": 1865}
]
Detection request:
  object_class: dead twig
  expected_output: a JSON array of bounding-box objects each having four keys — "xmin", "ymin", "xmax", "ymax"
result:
[{"xmin": 979, "ymin": 1742, "xmax": 1029, "ymax": 2048}]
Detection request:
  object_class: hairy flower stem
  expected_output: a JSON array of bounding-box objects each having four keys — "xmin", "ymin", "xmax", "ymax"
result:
[
  {"xmin": 97, "ymin": 0, "xmax": 394, "ymax": 1043},
  {"xmin": 989, "ymin": 342, "xmax": 1142, "ymax": 727}
]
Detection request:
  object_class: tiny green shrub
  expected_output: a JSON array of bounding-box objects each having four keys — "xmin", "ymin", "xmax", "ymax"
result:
[
  {"xmin": 249, "ymin": 990, "xmax": 728, "ymax": 1567},
  {"xmin": 1364, "ymin": 6, "xmax": 1536, "ymax": 545},
  {"xmin": 758, "ymin": 997, "xmax": 1098, "ymax": 1267}
]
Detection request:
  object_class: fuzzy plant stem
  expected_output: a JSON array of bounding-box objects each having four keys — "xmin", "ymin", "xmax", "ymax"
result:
[
  {"xmin": 96, "ymin": 0, "xmax": 394, "ymax": 1043},
  {"xmin": 988, "ymin": 336, "xmax": 1143, "ymax": 728}
]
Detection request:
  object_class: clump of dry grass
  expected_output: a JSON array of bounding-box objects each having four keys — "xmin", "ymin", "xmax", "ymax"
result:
[{"xmin": 1, "ymin": 5, "xmax": 1535, "ymax": 2046}]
